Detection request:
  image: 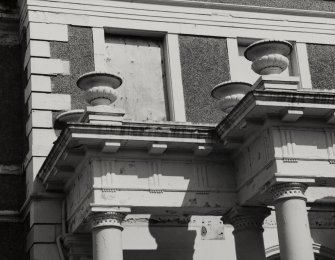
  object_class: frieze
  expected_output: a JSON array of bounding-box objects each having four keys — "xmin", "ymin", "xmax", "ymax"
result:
[
  {"xmin": 282, "ymin": 158, "xmax": 298, "ymax": 163},
  {"xmin": 121, "ymin": 215, "xmax": 191, "ymax": 226},
  {"xmin": 68, "ymin": 192, "xmax": 93, "ymax": 233},
  {"xmin": 67, "ymin": 163, "xmax": 93, "ymax": 218},
  {"xmin": 235, "ymin": 129, "xmax": 273, "ymax": 189},
  {"xmin": 149, "ymin": 160, "xmax": 163, "ymax": 192},
  {"xmin": 325, "ymin": 131, "xmax": 335, "ymax": 163},
  {"xmin": 279, "ymin": 128, "xmax": 296, "ymax": 160},
  {"xmin": 90, "ymin": 157, "xmax": 232, "ymax": 192},
  {"xmin": 273, "ymin": 128, "xmax": 335, "ymax": 162}
]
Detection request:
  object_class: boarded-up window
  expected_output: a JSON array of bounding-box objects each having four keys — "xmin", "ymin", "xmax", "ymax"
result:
[{"xmin": 105, "ymin": 35, "xmax": 169, "ymax": 121}]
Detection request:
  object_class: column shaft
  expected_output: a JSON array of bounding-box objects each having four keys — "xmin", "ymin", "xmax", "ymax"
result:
[
  {"xmin": 270, "ymin": 183, "xmax": 315, "ymax": 260},
  {"xmin": 89, "ymin": 212, "xmax": 126, "ymax": 260},
  {"xmin": 234, "ymin": 229, "xmax": 267, "ymax": 260},
  {"xmin": 93, "ymin": 228, "xmax": 123, "ymax": 260},
  {"xmin": 275, "ymin": 198, "xmax": 314, "ymax": 260}
]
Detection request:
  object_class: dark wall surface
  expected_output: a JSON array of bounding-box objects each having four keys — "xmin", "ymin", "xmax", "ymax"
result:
[
  {"xmin": 0, "ymin": 45, "xmax": 24, "ymax": 164},
  {"xmin": 51, "ymin": 26, "xmax": 95, "ymax": 109},
  {"xmin": 0, "ymin": 175, "xmax": 24, "ymax": 210},
  {"xmin": 0, "ymin": 0, "xmax": 17, "ymax": 9},
  {"xmin": 0, "ymin": 223, "xmax": 25, "ymax": 260},
  {"xmin": 189, "ymin": 0, "xmax": 335, "ymax": 12},
  {"xmin": 179, "ymin": 35, "xmax": 230, "ymax": 123},
  {"xmin": 307, "ymin": 44, "xmax": 335, "ymax": 90}
]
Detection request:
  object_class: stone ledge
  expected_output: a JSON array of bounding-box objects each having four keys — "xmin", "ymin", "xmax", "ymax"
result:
[
  {"xmin": 27, "ymin": 92, "xmax": 71, "ymax": 112},
  {"xmin": 27, "ymin": 22, "xmax": 68, "ymax": 43},
  {"xmin": 27, "ymin": 58, "xmax": 70, "ymax": 77}
]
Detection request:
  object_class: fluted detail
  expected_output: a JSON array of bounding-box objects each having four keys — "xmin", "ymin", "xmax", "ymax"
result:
[
  {"xmin": 84, "ymin": 86, "xmax": 118, "ymax": 106},
  {"xmin": 77, "ymin": 71, "xmax": 123, "ymax": 106},
  {"xmin": 244, "ymin": 39, "xmax": 292, "ymax": 75},
  {"xmin": 252, "ymin": 54, "xmax": 289, "ymax": 75},
  {"xmin": 211, "ymin": 81, "xmax": 252, "ymax": 116}
]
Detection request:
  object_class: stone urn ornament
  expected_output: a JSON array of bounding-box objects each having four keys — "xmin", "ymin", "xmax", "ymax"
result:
[
  {"xmin": 55, "ymin": 71, "xmax": 124, "ymax": 127},
  {"xmin": 244, "ymin": 39, "xmax": 293, "ymax": 75},
  {"xmin": 76, "ymin": 71, "xmax": 125, "ymax": 124},
  {"xmin": 211, "ymin": 81, "xmax": 252, "ymax": 116},
  {"xmin": 77, "ymin": 71, "xmax": 123, "ymax": 106}
]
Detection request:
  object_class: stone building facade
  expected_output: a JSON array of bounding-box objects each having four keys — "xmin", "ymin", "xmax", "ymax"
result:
[{"xmin": 0, "ymin": 0, "xmax": 335, "ymax": 259}]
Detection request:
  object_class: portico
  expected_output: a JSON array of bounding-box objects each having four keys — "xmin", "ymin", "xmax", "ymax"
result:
[{"xmin": 36, "ymin": 40, "xmax": 335, "ymax": 260}]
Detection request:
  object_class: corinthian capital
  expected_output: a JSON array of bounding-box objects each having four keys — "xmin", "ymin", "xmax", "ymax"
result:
[
  {"xmin": 221, "ymin": 206, "xmax": 271, "ymax": 234},
  {"xmin": 268, "ymin": 182, "xmax": 307, "ymax": 203},
  {"xmin": 88, "ymin": 212, "xmax": 127, "ymax": 230}
]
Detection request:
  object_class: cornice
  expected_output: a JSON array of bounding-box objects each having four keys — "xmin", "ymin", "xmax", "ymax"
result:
[
  {"xmin": 122, "ymin": 0, "xmax": 335, "ymax": 19},
  {"xmin": 37, "ymin": 127, "xmax": 72, "ymax": 185},
  {"xmin": 38, "ymin": 121, "xmax": 217, "ymax": 183},
  {"xmin": 22, "ymin": 0, "xmax": 335, "ymax": 45},
  {"xmin": 216, "ymin": 90, "xmax": 335, "ymax": 140}
]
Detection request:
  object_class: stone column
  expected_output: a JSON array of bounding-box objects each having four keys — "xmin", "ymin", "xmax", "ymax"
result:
[
  {"xmin": 89, "ymin": 212, "xmax": 127, "ymax": 260},
  {"xmin": 222, "ymin": 206, "xmax": 270, "ymax": 260},
  {"xmin": 269, "ymin": 183, "xmax": 315, "ymax": 260}
]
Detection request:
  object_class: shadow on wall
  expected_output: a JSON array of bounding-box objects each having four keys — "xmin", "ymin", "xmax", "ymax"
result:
[
  {"xmin": 308, "ymin": 196, "xmax": 335, "ymax": 260},
  {"xmin": 266, "ymin": 195, "xmax": 335, "ymax": 260},
  {"xmin": 124, "ymin": 216, "xmax": 196, "ymax": 260}
]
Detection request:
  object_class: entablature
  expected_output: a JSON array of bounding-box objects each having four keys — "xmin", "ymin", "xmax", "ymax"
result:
[
  {"xmin": 38, "ymin": 121, "xmax": 236, "ymax": 232},
  {"xmin": 216, "ymin": 79, "xmax": 335, "ymax": 205}
]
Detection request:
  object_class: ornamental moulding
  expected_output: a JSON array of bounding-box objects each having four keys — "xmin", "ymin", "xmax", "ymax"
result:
[{"xmin": 268, "ymin": 182, "xmax": 307, "ymax": 202}]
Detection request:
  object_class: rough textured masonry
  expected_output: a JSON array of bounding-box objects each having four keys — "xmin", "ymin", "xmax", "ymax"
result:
[
  {"xmin": 307, "ymin": 44, "xmax": 335, "ymax": 90},
  {"xmin": 189, "ymin": 0, "xmax": 335, "ymax": 12},
  {"xmin": 179, "ymin": 35, "xmax": 230, "ymax": 123},
  {"xmin": 51, "ymin": 26, "xmax": 95, "ymax": 109}
]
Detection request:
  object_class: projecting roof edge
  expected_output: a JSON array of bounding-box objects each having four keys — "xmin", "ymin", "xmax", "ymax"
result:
[
  {"xmin": 216, "ymin": 90, "xmax": 335, "ymax": 140},
  {"xmin": 37, "ymin": 127, "xmax": 72, "ymax": 184},
  {"xmin": 37, "ymin": 121, "xmax": 218, "ymax": 183}
]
